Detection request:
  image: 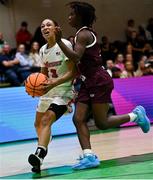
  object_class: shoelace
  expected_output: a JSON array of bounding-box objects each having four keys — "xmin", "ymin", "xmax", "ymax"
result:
[{"xmin": 77, "ymin": 155, "xmax": 84, "ymax": 161}]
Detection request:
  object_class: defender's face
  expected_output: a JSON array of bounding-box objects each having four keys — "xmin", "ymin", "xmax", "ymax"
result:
[
  {"xmin": 41, "ymin": 19, "xmax": 55, "ymax": 40},
  {"xmin": 68, "ymin": 9, "xmax": 79, "ymax": 28}
]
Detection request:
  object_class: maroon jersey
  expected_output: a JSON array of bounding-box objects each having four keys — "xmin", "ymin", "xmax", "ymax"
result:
[{"xmin": 75, "ymin": 27, "xmax": 113, "ymax": 88}]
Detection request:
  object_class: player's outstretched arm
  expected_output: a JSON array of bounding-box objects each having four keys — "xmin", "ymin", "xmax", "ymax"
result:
[{"xmin": 54, "ymin": 26, "xmax": 87, "ymax": 64}]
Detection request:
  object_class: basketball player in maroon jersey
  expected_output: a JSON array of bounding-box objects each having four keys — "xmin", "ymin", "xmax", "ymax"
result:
[{"xmin": 55, "ymin": 1, "xmax": 150, "ymax": 170}]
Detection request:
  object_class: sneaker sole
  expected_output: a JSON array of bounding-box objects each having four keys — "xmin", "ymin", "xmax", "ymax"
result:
[
  {"xmin": 72, "ymin": 162, "xmax": 100, "ymax": 170},
  {"xmin": 73, "ymin": 164, "xmax": 100, "ymax": 170},
  {"xmin": 31, "ymin": 166, "xmax": 41, "ymax": 173},
  {"xmin": 28, "ymin": 154, "xmax": 40, "ymax": 166}
]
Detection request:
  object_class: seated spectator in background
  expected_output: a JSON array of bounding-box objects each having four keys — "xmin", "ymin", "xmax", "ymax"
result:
[
  {"xmin": 147, "ymin": 51, "xmax": 153, "ymax": 62},
  {"xmin": 143, "ymin": 43, "xmax": 153, "ymax": 57},
  {"xmin": 121, "ymin": 61, "xmax": 136, "ymax": 78},
  {"xmin": 29, "ymin": 41, "xmax": 41, "ymax": 72},
  {"xmin": 0, "ymin": 44, "xmax": 21, "ymax": 86},
  {"xmin": 32, "ymin": 26, "xmax": 46, "ymax": 47},
  {"xmin": 15, "ymin": 44, "xmax": 32, "ymax": 80},
  {"xmin": 125, "ymin": 43, "xmax": 133, "ymax": 54},
  {"xmin": 143, "ymin": 61, "xmax": 153, "ymax": 75},
  {"xmin": 124, "ymin": 53, "xmax": 136, "ymax": 71},
  {"xmin": 125, "ymin": 53, "xmax": 134, "ymax": 63},
  {"xmin": 16, "ymin": 44, "xmax": 32, "ymax": 66},
  {"xmin": 144, "ymin": 51, "xmax": 153, "ymax": 75},
  {"xmin": 135, "ymin": 55, "xmax": 147, "ymax": 77},
  {"xmin": 114, "ymin": 53, "xmax": 125, "ymax": 72},
  {"xmin": 111, "ymin": 67, "xmax": 122, "ymax": 78},
  {"xmin": 16, "ymin": 21, "xmax": 32, "ymax": 51},
  {"xmin": 106, "ymin": 59, "xmax": 114, "ymax": 77}
]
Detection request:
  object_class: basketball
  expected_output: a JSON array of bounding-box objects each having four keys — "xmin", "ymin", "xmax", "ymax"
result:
[{"xmin": 25, "ymin": 73, "xmax": 48, "ymax": 97}]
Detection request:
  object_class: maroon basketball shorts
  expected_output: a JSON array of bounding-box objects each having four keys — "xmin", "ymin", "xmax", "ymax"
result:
[{"xmin": 76, "ymin": 81, "xmax": 114, "ymax": 104}]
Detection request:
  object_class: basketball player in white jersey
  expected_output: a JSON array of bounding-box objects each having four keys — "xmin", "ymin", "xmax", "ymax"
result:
[{"xmin": 28, "ymin": 19, "xmax": 76, "ymax": 173}]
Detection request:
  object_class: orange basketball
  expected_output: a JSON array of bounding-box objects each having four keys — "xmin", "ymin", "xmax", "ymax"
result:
[{"xmin": 25, "ymin": 73, "xmax": 48, "ymax": 97}]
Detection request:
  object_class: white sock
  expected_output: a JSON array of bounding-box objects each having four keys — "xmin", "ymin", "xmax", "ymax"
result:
[
  {"xmin": 83, "ymin": 149, "xmax": 93, "ymax": 156},
  {"xmin": 37, "ymin": 145, "xmax": 47, "ymax": 151},
  {"xmin": 50, "ymin": 135, "xmax": 52, "ymax": 142},
  {"xmin": 128, "ymin": 113, "xmax": 137, "ymax": 122}
]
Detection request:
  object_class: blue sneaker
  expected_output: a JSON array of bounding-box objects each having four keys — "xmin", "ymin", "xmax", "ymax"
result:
[
  {"xmin": 133, "ymin": 105, "xmax": 150, "ymax": 133},
  {"xmin": 72, "ymin": 154, "xmax": 100, "ymax": 170}
]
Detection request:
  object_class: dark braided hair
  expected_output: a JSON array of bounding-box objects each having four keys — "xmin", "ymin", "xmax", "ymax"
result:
[{"xmin": 67, "ymin": 1, "xmax": 96, "ymax": 27}]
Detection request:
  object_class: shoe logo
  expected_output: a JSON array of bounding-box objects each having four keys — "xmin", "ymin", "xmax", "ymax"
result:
[
  {"xmin": 56, "ymin": 51, "xmax": 61, "ymax": 55},
  {"xmin": 90, "ymin": 94, "xmax": 95, "ymax": 97},
  {"xmin": 36, "ymin": 149, "xmax": 41, "ymax": 156}
]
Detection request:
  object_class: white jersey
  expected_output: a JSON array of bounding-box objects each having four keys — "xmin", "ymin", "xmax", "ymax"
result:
[{"xmin": 37, "ymin": 39, "xmax": 73, "ymax": 112}]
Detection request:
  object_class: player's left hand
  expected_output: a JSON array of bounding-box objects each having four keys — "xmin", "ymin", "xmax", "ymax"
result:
[{"xmin": 54, "ymin": 26, "xmax": 62, "ymax": 43}]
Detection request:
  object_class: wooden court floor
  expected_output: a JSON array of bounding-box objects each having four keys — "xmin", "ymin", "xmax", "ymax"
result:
[{"xmin": 0, "ymin": 125, "xmax": 153, "ymax": 179}]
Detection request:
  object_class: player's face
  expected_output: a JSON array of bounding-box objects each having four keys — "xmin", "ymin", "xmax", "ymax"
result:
[
  {"xmin": 41, "ymin": 19, "xmax": 55, "ymax": 40},
  {"xmin": 68, "ymin": 9, "xmax": 80, "ymax": 28}
]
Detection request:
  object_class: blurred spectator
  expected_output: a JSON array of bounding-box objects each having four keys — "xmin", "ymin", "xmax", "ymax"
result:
[
  {"xmin": 32, "ymin": 26, "xmax": 46, "ymax": 47},
  {"xmin": 128, "ymin": 30, "xmax": 137, "ymax": 44},
  {"xmin": 143, "ymin": 43, "xmax": 153, "ymax": 57},
  {"xmin": 0, "ymin": 44, "xmax": 21, "ymax": 86},
  {"xmin": 0, "ymin": 32, "xmax": 7, "ymax": 54},
  {"xmin": 112, "ymin": 40, "xmax": 125, "ymax": 54},
  {"xmin": 106, "ymin": 59, "xmax": 114, "ymax": 77},
  {"xmin": 125, "ymin": 53, "xmax": 134, "ymax": 63},
  {"xmin": 138, "ymin": 24, "xmax": 152, "ymax": 43},
  {"xmin": 144, "ymin": 51, "xmax": 153, "ymax": 74},
  {"xmin": 100, "ymin": 36, "xmax": 111, "ymax": 66},
  {"xmin": 147, "ymin": 51, "xmax": 153, "ymax": 62},
  {"xmin": 15, "ymin": 44, "xmax": 32, "ymax": 80},
  {"xmin": 125, "ymin": 19, "xmax": 137, "ymax": 42},
  {"xmin": 129, "ymin": 31, "xmax": 146, "ymax": 66},
  {"xmin": 135, "ymin": 55, "xmax": 147, "ymax": 77},
  {"xmin": 121, "ymin": 61, "xmax": 136, "ymax": 78},
  {"xmin": 143, "ymin": 61, "xmax": 153, "ymax": 75},
  {"xmin": 114, "ymin": 53, "xmax": 125, "ymax": 72},
  {"xmin": 125, "ymin": 43, "xmax": 133, "ymax": 54},
  {"xmin": 138, "ymin": 25, "xmax": 147, "ymax": 41},
  {"xmin": 109, "ymin": 42, "xmax": 120, "ymax": 61},
  {"xmin": 125, "ymin": 53, "xmax": 136, "ymax": 70},
  {"xmin": 15, "ymin": 44, "xmax": 32, "ymax": 66},
  {"xmin": 29, "ymin": 41, "xmax": 41, "ymax": 72},
  {"xmin": 147, "ymin": 18, "xmax": 153, "ymax": 40},
  {"xmin": 0, "ymin": 32, "xmax": 4, "ymax": 49},
  {"xmin": 16, "ymin": 21, "xmax": 32, "ymax": 51},
  {"xmin": 111, "ymin": 67, "xmax": 122, "ymax": 78}
]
